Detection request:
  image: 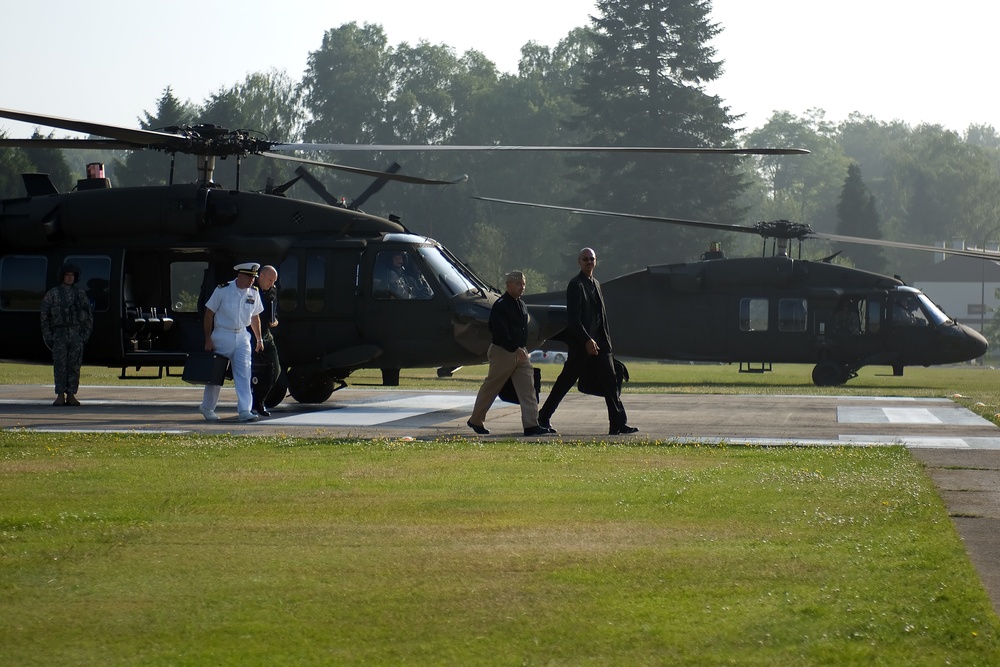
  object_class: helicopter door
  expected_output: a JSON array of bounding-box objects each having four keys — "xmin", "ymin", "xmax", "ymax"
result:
[
  {"xmin": 276, "ymin": 248, "xmax": 362, "ymax": 368},
  {"xmin": 366, "ymin": 248, "xmax": 445, "ymax": 367}
]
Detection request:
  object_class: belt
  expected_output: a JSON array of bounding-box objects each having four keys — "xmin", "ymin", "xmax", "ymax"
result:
[{"xmin": 216, "ymin": 327, "xmax": 247, "ymax": 333}]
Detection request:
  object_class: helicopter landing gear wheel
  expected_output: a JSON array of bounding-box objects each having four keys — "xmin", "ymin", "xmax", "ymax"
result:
[
  {"xmin": 287, "ymin": 368, "xmax": 335, "ymax": 404},
  {"xmin": 811, "ymin": 361, "xmax": 848, "ymax": 387},
  {"xmin": 263, "ymin": 370, "xmax": 288, "ymax": 408}
]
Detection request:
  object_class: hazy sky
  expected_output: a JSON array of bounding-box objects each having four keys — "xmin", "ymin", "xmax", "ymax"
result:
[{"xmin": 2, "ymin": 0, "xmax": 996, "ymax": 139}]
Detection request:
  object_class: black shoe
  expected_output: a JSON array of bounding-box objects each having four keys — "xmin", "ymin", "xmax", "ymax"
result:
[
  {"xmin": 467, "ymin": 419, "xmax": 490, "ymax": 435},
  {"xmin": 254, "ymin": 405, "xmax": 271, "ymax": 418},
  {"xmin": 523, "ymin": 425, "xmax": 554, "ymax": 437},
  {"xmin": 609, "ymin": 425, "xmax": 639, "ymax": 435},
  {"xmin": 538, "ymin": 417, "xmax": 553, "ymax": 430}
]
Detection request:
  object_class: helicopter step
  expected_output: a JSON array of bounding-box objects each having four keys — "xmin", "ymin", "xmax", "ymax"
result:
[
  {"xmin": 119, "ymin": 351, "xmax": 188, "ymax": 380},
  {"xmin": 739, "ymin": 362, "xmax": 772, "ymax": 374}
]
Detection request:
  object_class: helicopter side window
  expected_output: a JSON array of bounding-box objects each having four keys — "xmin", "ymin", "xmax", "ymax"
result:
[
  {"xmin": 279, "ymin": 255, "xmax": 298, "ymax": 313},
  {"xmin": 169, "ymin": 261, "xmax": 208, "ymax": 313},
  {"xmin": 374, "ymin": 250, "xmax": 434, "ymax": 300},
  {"xmin": 306, "ymin": 254, "xmax": 326, "ymax": 312},
  {"xmin": 0, "ymin": 255, "xmax": 47, "ymax": 311},
  {"xmin": 830, "ymin": 298, "xmax": 862, "ymax": 336},
  {"xmin": 65, "ymin": 255, "xmax": 111, "ymax": 312},
  {"xmin": 866, "ymin": 299, "xmax": 881, "ymax": 334},
  {"xmin": 778, "ymin": 298, "xmax": 807, "ymax": 332},
  {"xmin": 739, "ymin": 298, "xmax": 769, "ymax": 332}
]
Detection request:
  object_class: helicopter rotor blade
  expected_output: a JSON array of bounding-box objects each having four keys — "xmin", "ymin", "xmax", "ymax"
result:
[
  {"xmin": 272, "ymin": 143, "xmax": 810, "ymax": 156},
  {"xmin": 262, "ymin": 152, "xmax": 467, "ymax": 186},
  {"xmin": 475, "ymin": 196, "xmax": 999, "ymax": 262},
  {"xmin": 806, "ymin": 231, "xmax": 998, "ymax": 261},
  {"xmin": 0, "ymin": 138, "xmax": 141, "ymax": 150},
  {"xmin": 0, "ymin": 107, "xmax": 186, "ymax": 145},
  {"xmin": 473, "ymin": 196, "xmax": 759, "ymax": 234},
  {"xmin": 291, "ymin": 166, "xmax": 343, "ymax": 206}
]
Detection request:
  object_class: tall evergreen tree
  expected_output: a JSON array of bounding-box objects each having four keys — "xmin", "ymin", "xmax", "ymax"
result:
[
  {"xmin": 836, "ymin": 162, "xmax": 886, "ymax": 274},
  {"xmin": 569, "ymin": 0, "xmax": 747, "ymax": 272},
  {"xmin": 0, "ymin": 143, "xmax": 33, "ymax": 199},
  {"xmin": 22, "ymin": 130, "xmax": 75, "ymax": 193}
]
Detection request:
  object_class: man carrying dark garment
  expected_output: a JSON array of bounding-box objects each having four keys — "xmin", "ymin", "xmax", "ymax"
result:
[{"xmin": 538, "ymin": 248, "xmax": 638, "ymax": 436}]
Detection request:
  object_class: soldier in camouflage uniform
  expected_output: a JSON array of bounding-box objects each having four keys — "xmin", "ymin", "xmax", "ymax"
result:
[{"xmin": 40, "ymin": 263, "xmax": 94, "ymax": 406}]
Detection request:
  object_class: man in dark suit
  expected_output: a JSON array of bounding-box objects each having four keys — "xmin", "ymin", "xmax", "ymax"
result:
[{"xmin": 538, "ymin": 248, "xmax": 638, "ymax": 435}]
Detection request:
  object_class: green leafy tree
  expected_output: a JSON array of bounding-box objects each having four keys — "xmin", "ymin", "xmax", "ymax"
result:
[
  {"xmin": 744, "ymin": 111, "xmax": 849, "ymax": 235},
  {"xmin": 568, "ymin": 0, "xmax": 748, "ymax": 272},
  {"xmin": 836, "ymin": 162, "xmax": 886, "ymax": 273},
  {"xmin": 301, "ymin": 22, "xmax": 393, "ymax": 146},
  {"xmin": 200, "ymin": 69, "xmax": 305, "ymax": 191},
  {"xmin": 880, "ymin": 125, "xmax": 1000, "ymax": 277}
]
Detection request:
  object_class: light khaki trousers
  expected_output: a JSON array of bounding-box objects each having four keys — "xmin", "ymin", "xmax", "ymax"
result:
[{"xmin": 470, "ymin": 344, "xmax": 539, "ymax": 429}]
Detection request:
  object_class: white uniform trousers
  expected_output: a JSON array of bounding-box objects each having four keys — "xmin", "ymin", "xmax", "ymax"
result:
[
  {"xmin": 470, "ymin": 344, "xmax": 539, "ymax": 429},
  {"xmin": 201, "ymin": 329, "xmax": 253, "ymax": 414}
]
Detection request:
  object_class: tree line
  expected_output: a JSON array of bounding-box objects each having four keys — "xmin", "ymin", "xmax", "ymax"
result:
[{"xmin": 3, "ymin": 0, "xmax": 999, "ymax": 292}]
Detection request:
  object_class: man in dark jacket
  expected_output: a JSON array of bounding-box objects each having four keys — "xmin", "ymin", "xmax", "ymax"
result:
[
  {"xmin": 252, "ymin": 265, "xmax": 280, "ymax": 417},
  {"xmin": 538, "ymin": 248, "xmax": 638, "ymax": 435},
  {"xmin": 467, "ymin": 271, "xmax": 553, "ymax": 437}
]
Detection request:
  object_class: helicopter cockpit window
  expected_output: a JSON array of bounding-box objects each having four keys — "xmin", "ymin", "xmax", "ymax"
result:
[
  {"xmin": 892, "ymin": 293, "xmax": 930, "ymax": 327},
  {"xmin": 374, "ymin": 250, "xmax": 434, "ymax": 300},
  {"xmin": 916, "ymin": 292, "xmax": 950, "ymax": 326},
  {"xmin": 417, "ymin": 246, "xmax": 477, "ymax": 297},
  {"xmin": 739, "ymin": 298, "xmax": 769, "ymax": 332},
  {"xmin": 0, "ymin": 256, "xmax": 46, "ymax": 311},
  {"xmin": 778, "ymin": 298, "xmax": 807, "ymax": 332},
  {"xmin": 65, "ymin": 255, "xmax": 111, "ymax": 312}
]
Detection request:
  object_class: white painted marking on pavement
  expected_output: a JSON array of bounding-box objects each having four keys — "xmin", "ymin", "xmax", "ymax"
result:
[{"xmin": 267, "ymin": 394, "xmax": 477, "ymax": 426}]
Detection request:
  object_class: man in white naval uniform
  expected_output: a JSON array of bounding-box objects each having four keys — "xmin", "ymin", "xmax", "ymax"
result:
[{"xmin": 199, "ymin": 262, "xmax": 264, "ymax": 422}]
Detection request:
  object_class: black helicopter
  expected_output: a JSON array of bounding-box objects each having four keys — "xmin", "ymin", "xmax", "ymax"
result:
[
  {"xmin": 0, "ymin": 108, "xmax": 806, "ymax": 405},
  {"xmin": 477, "ymin": 197, "xmax": 990, "ymax": 386}
]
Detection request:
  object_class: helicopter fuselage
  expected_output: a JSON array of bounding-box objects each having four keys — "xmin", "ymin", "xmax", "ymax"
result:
[
  {"xmin": 528, "ymin": 255, "xmax": 987, "ymax": 386},
  {"xmin": 1, "ymin": 182, "xmax": 570, "ymax": 403}
]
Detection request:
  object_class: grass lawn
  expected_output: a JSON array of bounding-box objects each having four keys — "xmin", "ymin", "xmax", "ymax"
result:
[{"xmin": 3, "ymin": 362, "xmax": 1000, "ymax": 664}]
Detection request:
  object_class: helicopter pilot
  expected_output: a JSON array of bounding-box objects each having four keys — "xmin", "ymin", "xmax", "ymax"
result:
[
  {"xmin": 199, "ymin": 262, "xmax": 264, "ymax": 422},
  {"xmin": 384, "ymin": 251, "xmax": 433, "ymax": 300}
]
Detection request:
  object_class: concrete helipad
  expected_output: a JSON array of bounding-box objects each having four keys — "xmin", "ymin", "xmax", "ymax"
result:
[{"xmin": 3, "ymin": 384, "xmax": 1000, "ymax": 615}]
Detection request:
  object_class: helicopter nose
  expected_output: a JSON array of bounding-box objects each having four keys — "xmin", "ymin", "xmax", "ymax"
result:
[
  {"xmin": 945, "ymin": 323, "xmax": 988, "ymax": 362},
  {"xmin": 451, "ymin": 299, "xmax": 493, "ymax": 356}
]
